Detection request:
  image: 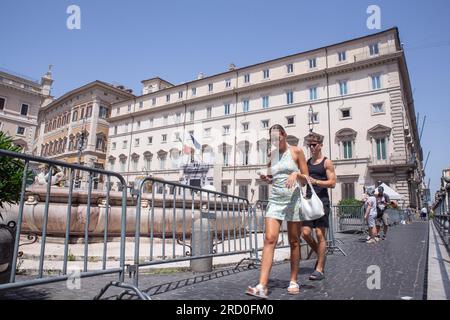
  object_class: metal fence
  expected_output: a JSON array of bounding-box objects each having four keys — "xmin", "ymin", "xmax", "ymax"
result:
[
  {"xmin": 0, "ymin": 149, "xmax": 147, "ymax": 299},
  {"xmin": 433, "ymin": 214, "xmax": 450, "ymax": 250},
  {"xmin": 0, "ymin": 149, "xmax": 354, "ymax": 300}
]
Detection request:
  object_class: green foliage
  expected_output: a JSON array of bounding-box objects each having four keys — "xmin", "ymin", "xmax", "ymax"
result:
[
  {"xmin": 337, "ymin": 198, "xmax": 363, "ymax": 217},
  {"xmin": 0, "ymin": 131, "xmax": 34, "ymax": 221}
]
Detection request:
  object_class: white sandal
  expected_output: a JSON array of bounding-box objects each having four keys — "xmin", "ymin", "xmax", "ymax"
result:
[
  {"xmin": 287, "ymin": 281, "xmax": 300, "ymax": 295},
  {"xmin": 246, "ymin": 284, "xmax": 269, "ymax": 299}
]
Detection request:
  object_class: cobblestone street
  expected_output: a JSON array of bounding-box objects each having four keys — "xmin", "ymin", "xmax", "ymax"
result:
[{"xmin": 0, "ymin": 221, "xmax": 431, "ymax": 300}]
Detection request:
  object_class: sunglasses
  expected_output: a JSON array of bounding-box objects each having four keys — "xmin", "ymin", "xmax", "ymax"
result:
[{"xmin": 308, "ymin": 143, "xmax": 318, "ymax": 148}]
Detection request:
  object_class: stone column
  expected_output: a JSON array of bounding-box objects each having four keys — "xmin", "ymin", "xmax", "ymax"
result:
[{"xmin": 87, "ymin": 97, "xmax": 100, "ymax": 152}]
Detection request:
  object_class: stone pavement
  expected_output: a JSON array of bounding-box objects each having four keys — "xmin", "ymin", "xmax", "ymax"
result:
[
  {"xmin": 427, "ymin": 221, "xmax": 450, "ymax": 299},
  {"xmin": 0, "ymin": 221, "xmax": 430, "ymax": 300}
]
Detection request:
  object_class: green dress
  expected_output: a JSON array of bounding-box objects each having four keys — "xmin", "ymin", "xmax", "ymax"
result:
[{"xmin": 265, "ymin": 147, "xmax": 301, "ymax": 222}]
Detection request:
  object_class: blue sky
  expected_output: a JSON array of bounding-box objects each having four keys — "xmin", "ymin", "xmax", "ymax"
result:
[{"xmin": 1, "ymin": 0, "xmax": 449, "ymax": 196}]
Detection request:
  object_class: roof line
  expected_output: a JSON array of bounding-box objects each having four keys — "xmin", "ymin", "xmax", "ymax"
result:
[{"xmin": 134, "ymin": 27, "xmax": 399, "ymax": 99}]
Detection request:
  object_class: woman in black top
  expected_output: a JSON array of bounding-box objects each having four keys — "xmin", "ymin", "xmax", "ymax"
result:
[{"xmin": 301, "ymin": 133, "xmax": 336, "ymax": 281}]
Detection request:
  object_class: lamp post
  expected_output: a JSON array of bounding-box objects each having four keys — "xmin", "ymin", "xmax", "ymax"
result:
[
  {"xmin": 307, "ymin": 105, "xmax": 315, "ymax": 133},
  {"xmin": 75, "ymin": 118, "xmax": 88, "ymax": 188}
]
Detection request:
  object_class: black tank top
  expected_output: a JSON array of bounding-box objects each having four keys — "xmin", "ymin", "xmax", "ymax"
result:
[{"xmin": 306, "ymin": 157, "xmax": 330, "ymax": 206}]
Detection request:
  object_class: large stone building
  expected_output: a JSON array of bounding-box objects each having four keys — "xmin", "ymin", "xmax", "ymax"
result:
[
  {"xmin": 34, "ymin": 81, "xmax": 135, "ymax": 185},
  {"xmin": 0, "ymin": 68, "xmax": 53, "ymax": 153},
  {"xmin": 106, "ymin": 27, "xmax": 424, "ymax": 208}
]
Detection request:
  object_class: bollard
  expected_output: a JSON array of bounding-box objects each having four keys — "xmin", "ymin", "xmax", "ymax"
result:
[
  {"xmin": 0, "ymin": 222, "xmax": 16, "ymax": 284},
  {"xmin": 190, "ymin": 216, "xmax": 213, "ymax": 273}
]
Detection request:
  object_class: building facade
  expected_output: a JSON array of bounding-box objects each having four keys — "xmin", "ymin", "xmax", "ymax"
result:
[
  {"xmin": 106, "ymin": 28, "xmax": 425, "ymax": 208},
  {"xmin": 35, "ymin": 81, "xmax": 135, "ymax": 185},
  {"xmin": 0, "ymin": 68, "xmax": 53, "ymax": 153}
]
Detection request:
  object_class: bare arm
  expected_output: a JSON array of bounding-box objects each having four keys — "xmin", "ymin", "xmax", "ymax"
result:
[
  {"xmin": 310, "ymin": 158, "xmax": 336, "ymax": 188},
  {"xmin": 296, "ymin": 147, "xmax": 309, "ymax": 186}
]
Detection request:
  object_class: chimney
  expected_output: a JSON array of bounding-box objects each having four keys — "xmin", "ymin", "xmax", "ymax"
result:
[
  {"xmin": 197, "ymin": 72, "xmax": 205, "ymax": 80},
  {"xmin": 228, "ymin": 63, "xmax": 236, "ymax": 71}
]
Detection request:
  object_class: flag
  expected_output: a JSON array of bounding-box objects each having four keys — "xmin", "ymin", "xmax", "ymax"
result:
[
  {"xmin": 190, "ymin": 133, "xmax": 201, "ymax": 150},
  {"xmin": 177, "ymin": 136, "xmax": 192, "ymax": 155}
]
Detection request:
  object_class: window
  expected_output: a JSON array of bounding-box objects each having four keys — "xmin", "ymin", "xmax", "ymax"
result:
[
  {"xmin": 225, "ymin": 79, "xmax": 231, "ymax": 88},
  {"xmin": 261, "ymin": 120, "xmax": 269, "ymax": 129},
  {"xmin": 259, "ymin": 185, "xmax": 269, "ymax": 201},
  {"xmin": 371, "ymin": 75, "xmax": 381, "ymax": 90},
  {"xmin": 178, "ymin": 91, "xmax": 183, "ymax": 99},
  {"xmin": 343, "ymin": 141, "xmax": 353, "ymax": 159},
  {"xmin": 134, "ymin": 138, "xmax": 140, "ymax": 146},
  {"xmin": 149, "ymin": 118, "xmax": 154, "ymax": 127},
  {"xmin": 223, "ymin": 125, "xmax": 230, "ymax": 135},
  {"xmin": 162, "ymin": 134, "xmax": 167, "ymax": 143},
  {"xmin": 239, "ymin": 185, "xmax": 248, "ymax": 199},
  {"xmin": 376, "ymin": 138, "xmax": 387, "ymax": 160},
  {"xmin": 20, "ymin": 104, "xmax": 29, "ymax": 116},
  {"xmin": 144, "ymin": 158, "xmax": 151, "ymax": 171},
  {"xmin": 372, "ymin": 103, "xmax": 384, "ymax": 114},
  {"xmin": 263, "ymin": 69, "xmax": 270, "ymax": 79},
  {"xmin": 223, "ymin": 150, "xmax": 229, "ymax": 166},
  {"xmin": 0, "ymin": 97, "xmax": 5, "ymax": 110},
  {"xmin": 132, "ymin": 158, "xmax": 138, "ymax": 171},
  {"xmin": 124, "ymin": 123, "xmax": 129, "ymax": 133},
  {"xmin": 72, "ymin": 110, "xmax": 78, "ymax": 122},
  {"xmin": 309, "ymin": 58, "xmax": 317, "ymax": 69},
  {"xmin": 139, "ymin": 101, "xmax": 143, "ymax": 109},
  {"xmin": 221, "ymin": 184, "xmax": 228, "ymax": 194},
  {"xmin": 159, "ymin": 156, "xmax": 166, "ymax": 170},
  {"xmin": 17, "ymin": 126, "xmax": 25, "ymax": 135},
  {"xmin": 204, "ymin": 128, "xmax": 211, "ymax": 137},
  {"xmin": 175, "ymin": 113, "xmax": 181, "ymax": 123},
  {"xmin": 112, "ymin": 142, "xmax": 116, "ymax": 150},
  {"xmin": 224, "ymin": 103, "xmax": 230, "ymax": 115},
  {"xmin": 338, "ymin": 51, "xmax": 347, "ymax": 62},
  {"xmin": 242, "ymin": 100, "xmax": 249, "ymax": 113},
  {"xmin": 286, "ymin": 91, "xmax": 294, "ymax": 104},
  {"xmin": 109, "ymin": 159, "xmax": 115, "ymax": 171},
  {"xmin": 80, "ymin": 108, "xmax": 85, "ymax": 120},
  {"xmin": 341, "ymin": 182, "xmax": 355, "ymax": 199},
  {"xmin": 192, "ymin": 87, "xmax": 197, "ymax": 96},
  {"xmin": 262, "ymin": 96, "xmax": 269, "ymax": 109},
  {"xmin": 341, "ymin": 109, "xmax": 351, "ymax": 119},
  {"xmin": 99, "ymin": 106, "xmax": 108, "ymax": 119},
  {"xmin": 128, "ymin": 105, "xmax": 131, "ymax": 112},
  {"xmin": 244, "ymin": 74, "xmax": 250, "ymax": 83},
  {"xmin": 208, "ymin": 83, "xmax": 213, "ymax": 92},
  {"xmin": 122, "ymin": 140, "xmax": 127, "ymax": 149},
  {"xmin": 96, "ymin": 137, "xmax": 104, "ymax": 150},
  {"xmin": 116, "ymin": 107, "xmax": 120, "ymax": 115},
  {"xmin": 309, "ymin": 87, "xmax": 318, "ymax": 100},
  {"xmin": 86, "ymin": 106, "xmax": 92, "ymax": 118},
  {"xmin": 163, "ymin": 115, "xmax": 168, "ymax": 125},
  {"xmin": 369, "ymin": 43, "xmax": 379, "ymax": 56},
  {"xmin": 148, "ymin": 136, "xmax": 153, "ymax": 144},
  {"xmin": 120, "ymin": 159, "xmax": 126, "ymax": 171},
  {"xmin": 190, "ymin": 110, "xmax": 195, "ymax": 121},
  {"xmin": 136, "ymin": 121, "xmax": 141, "ymax": 130},
  {"xmin": 206, "ymin": 107, "xmax": 212, "ymax": 118},
  {"xmin": 286, "ymin": 116, "xmax": 295, "ymax": 126},
  {"xmin": 152, "ymin": 98, "xmax": 156, "ymax": 106},
  {"xmin": 242, "ymin": 122, "xmax": 249, "ymax": 132},
  {"xmin": 166, "ymin": 94, "xmax": 170, "ymax": 102},
  {"xmin": 309, "ymin": 112, "xmax": 319, "ymax": 124},
  {"xmin": 287, "ymin": 63, "xmax": 294, "ymax": 73},
  {"xmin": 339, "ymin": 81, "xmax": 348, "ymax": 96}
]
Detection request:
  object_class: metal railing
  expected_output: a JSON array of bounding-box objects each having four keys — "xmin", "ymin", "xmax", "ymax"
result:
[
  {"xmin": 433, "ymin": 214, "xmax": 450, "ymax": 250},
  {"xmin": 0, "ymin": 149, "xmax": 147, "ymax": 298},
  {"xmin": 95, "ymin": 176, "xmax": 257, "ymax": 300}
]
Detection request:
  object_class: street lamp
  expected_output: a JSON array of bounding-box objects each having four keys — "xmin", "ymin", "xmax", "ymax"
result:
[{"xmin": 307, "ymin": 105, "xmax": 315, "ymax": 133}]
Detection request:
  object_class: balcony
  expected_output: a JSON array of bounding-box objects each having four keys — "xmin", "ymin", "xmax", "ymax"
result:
[
  {"xmin": 368, "ymin": 154, "xmax": 417, "ymax": 172},
  {"xmin": 352, "ymin": 43, "xmax": 398, "ymax": 63},
  {"xmin": 181, "ymin": 162, "xmax": 211, "ymax": 174}
]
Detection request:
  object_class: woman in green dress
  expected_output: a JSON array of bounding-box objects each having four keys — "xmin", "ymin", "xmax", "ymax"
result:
[{"xmin": 246, "ymin": 124, "xmax": 308, "ymax": 299}]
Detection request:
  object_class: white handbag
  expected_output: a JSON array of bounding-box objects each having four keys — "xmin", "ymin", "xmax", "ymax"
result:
[{"xmin": 298, "ymin": 180, "xmax": 325, "ymax": 221}]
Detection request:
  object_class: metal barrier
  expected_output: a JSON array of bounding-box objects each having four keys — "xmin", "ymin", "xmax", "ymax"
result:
[
  {"xmin": 433, "ymin": 214, "xmax": 450, "ymax": 250},
  {"xmin": 332, "ymin": 205, "xmax": 365, "ymax": 234},
  {"xmin": 0, "ymin": 149, "xmax": 147, "ymax": 299},
  {"xmin": 96, "ymin": 176, "xmax": 258, "ymax": 300}
]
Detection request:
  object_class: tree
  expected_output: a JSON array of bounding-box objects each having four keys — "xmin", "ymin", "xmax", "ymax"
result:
[{"xmin": 0, "ymin": 132, "xmax": 33, "ymax": 222}]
